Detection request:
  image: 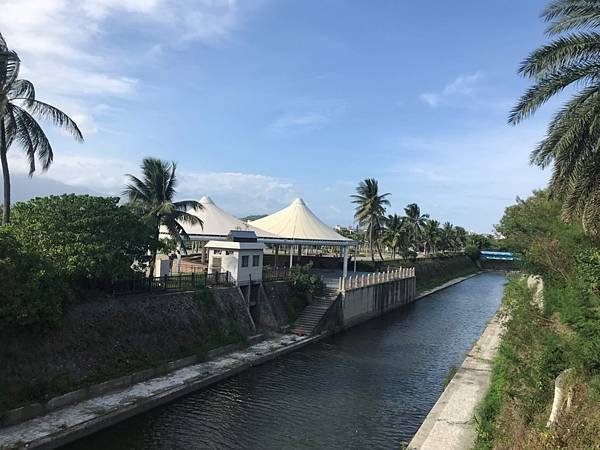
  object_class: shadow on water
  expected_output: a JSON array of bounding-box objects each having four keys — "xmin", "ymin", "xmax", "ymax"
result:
[{"xmin": 64, "ymin": 272, "xmax": 506, "ymax": 450}]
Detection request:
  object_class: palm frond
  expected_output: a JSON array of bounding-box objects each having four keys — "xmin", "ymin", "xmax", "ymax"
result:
[
  {"xmin": 173, "ymin": 199, "xmax": 202, "ymax": 211},
  {"xmin": 21, "ymin": 99, "xmax": 83, "ymax": 142},
  {"xmin": 8, "ymin": 79, "xmax": 35, "ymax": 101},
  {"xmin": 519, "ymin": 32, "xmax": 600, "ymax": 79},
  {"xmin": 9, "ymin": 104, "xmax": 54, "ymax": 172},
  {"xmin": 0, "ymin": 49, "xmax": 20, "ymax": 91},
  {"xmin": 543, "ymin": 1, "xmax": 600, "ymax": 34},
  {"xmin": 509, "ymin": 60, "xmax": 600, "ymax": 124},
  {"xmin": 123, "ymin": 174, "xmax": 153, "ymax": 203}
]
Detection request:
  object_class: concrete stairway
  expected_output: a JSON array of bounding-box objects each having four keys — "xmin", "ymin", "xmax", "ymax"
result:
[{"xmin": 291, "ymin": 287, "xmax": 339, "ymax": 336}]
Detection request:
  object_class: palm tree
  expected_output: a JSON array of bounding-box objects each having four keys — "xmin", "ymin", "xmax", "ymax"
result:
[
  {"xmin": 124, "ymin": 157, "xmax": 203, "ymax": 276},
  {"xmin": 440, "ymin": 222, "xmax": 456, "ymax": 252},
  {"xmin": 509, "ymin": 0, "xmax": 600, "ymax": 233},
  {"xmin": 403, "ymin": 203, "xmax": 429, "ymax": 252},
  {"xmin": 351, "ymin": 178, "xmax": 390, "ymax": 262},
  {"xmin": 382, "ymin": 214, "xmax": 408, "ymax": 260},
  {"xmin": 454, "ymin": 226, "xmax": 467, "ymax": 250},
  {"xmin": 0, "ymin": 33, "xmax": 83, "ymax": 224},
  {"xmin": 422, "ymin": 219, "xmax": 441, "ymax": 255}
]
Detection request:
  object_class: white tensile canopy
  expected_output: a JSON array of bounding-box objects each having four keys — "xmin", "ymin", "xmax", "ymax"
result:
[
  {"xmin": 249, "ymin": 198, "xmax": 353, "ymax": 246},
  {"xmin": 160, "ymin": 196, "xmax": 280, "ymax": 240},
  {"xmin": 164, "ymin": 196, "xmax": 355, "ymax": 276},
  {"xmin": 249, "ymin": 198, "xmax": 355, "ymax": 275}
]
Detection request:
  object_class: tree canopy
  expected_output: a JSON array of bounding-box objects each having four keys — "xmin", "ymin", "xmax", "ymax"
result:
[
  {"xmin": 0, "ymin": 33, "xmax": 83, "ymax": 224},
  {"xmin": 10, "ymin": 195, "xmax": 152, "ymax": 287},
  {"xmin": 510, "ymin": 0, "xmax": 600, "ymax": 234},
  {"xmin": 123, "ymin": 157, "xmax": 203, "ymax": 276}
]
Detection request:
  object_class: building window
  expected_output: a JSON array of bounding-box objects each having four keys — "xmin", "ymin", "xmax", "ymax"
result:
[
  {"xmin": 241, "ymin": 255, "xmax": 249, "ymax": 267},
  {"xmin": 225, "ymin": 250, "xmax": 233, "ymax": 255},
  {"xmin": 213, "ymin": 250, "xmax": 222, "ymax": 255},
  {"xmin": 252, "ymin": 255, "xmax": 260, "ymax": 266}
]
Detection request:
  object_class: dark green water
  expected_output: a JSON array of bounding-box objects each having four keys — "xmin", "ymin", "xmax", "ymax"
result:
[{"xmin": 64, "ymin": 272, "xmax": 505, "ymax": 450}]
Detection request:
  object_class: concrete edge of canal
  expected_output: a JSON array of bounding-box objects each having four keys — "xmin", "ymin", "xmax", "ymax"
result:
[
  {"xmin": 0, "ymin": 272, "xmax": 485, "ymax": 450},
  {"xmin": 407, "ymin": 305, "xmax": 505, "ymax": 449}
]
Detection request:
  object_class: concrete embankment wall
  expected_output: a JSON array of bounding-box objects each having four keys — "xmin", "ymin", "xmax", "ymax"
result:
[
  {"xmin": 339, "ymin": 276, "xmax": 416, "ymax": 329},
  {"xmin": 0, "ymin": 283, "xmax": 297, "ymax": 416},
  {"xmin": 356, "ymin": 255, "xmax": 477, "ymax": 289}
]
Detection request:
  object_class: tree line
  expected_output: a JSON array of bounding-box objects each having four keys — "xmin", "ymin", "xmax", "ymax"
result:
[{"xmin": 349, "ymin": 178, "xmax": 491, "ymax": 262}]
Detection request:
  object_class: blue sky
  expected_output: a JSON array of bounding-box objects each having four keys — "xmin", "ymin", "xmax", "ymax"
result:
[{"xmin": 1, "ymin": 0, "xmax": 553, "ymax": 232}]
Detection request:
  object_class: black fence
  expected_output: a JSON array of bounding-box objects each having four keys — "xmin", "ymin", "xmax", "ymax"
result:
[
  {"xmin": 112, "ymin": 271, "xmax": 233, "ymax": 296},
  {"xmin": 262, "ymin": 266, "xmax": 291, "ymax": 282}
]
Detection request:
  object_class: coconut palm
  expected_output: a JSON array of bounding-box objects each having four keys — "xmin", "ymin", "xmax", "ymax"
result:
[
  {"xmin": 509, "ymin": 0, "xmax": 600, "ymax": 233},
  {"xmin": 440, "ymin": 222, "xmax": 456, "ymax": 252},
  {"xmin": 351, "ymin": 178, "xmax": 390, "ymax": 262},
  {"xmin": 422, "ymin": 219, "xmax": 441, "ymax": 255},
  {"xmin": 454, "ymin": 226, "xmax": 467, "ymax": 249},
  {"xmin": 0, "ymin": 33, "xmax": 83, "ymax": 224},
  {"xmin": 403, "ymin": 203, "xmax": 429, "ymax": 252},
  {"xmin": 382, "ymin": 214, "xmax": 409, "ymax": 260},
  {"xmin": 124, "ymin": 157, "xmax": 203, "ymax": 276}
]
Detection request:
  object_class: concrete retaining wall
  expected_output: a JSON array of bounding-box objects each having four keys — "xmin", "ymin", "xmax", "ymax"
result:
[{"xmin": 340, "ymin": 276, "xmax": 416, "ymax": 328}]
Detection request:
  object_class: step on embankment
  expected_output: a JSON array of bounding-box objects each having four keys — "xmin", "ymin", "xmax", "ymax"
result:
[{"xmin": 291, "ymin": 287, "xmax": 338, "ymax": 336}]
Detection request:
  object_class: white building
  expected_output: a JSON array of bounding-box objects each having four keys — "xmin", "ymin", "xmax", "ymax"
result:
[{"xmin": 205, "ymin": 230, "xmax": 264, "ymax": 286}]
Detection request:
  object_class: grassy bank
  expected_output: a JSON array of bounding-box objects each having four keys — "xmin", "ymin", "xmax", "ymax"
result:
[
  {"xmin": 472, "ymin": 190, "xmax": 600, "ymax": 449},
  {"xmin": 415, "ymin": 263, "xmax": 479, "ymax": 294},
  {"xmin": 475, "ymin": 278, "xmax": 600, "ymax": 449}
]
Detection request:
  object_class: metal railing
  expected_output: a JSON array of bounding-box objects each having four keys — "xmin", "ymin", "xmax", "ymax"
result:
[
  {"xmin": 262, "ymin": 266, "xmax": 291, "ymax": 282},
  {"xmin": 112, "ymin": 271, "xmax": 233, "ymax": 296}
]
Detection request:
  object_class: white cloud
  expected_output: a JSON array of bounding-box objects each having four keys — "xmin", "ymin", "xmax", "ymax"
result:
[
  {"xmin": 0, "ymin": 0, "xmax": 254, "ymax": 138},
  {"xmin": 386, "ymin": 119, "xmax": 550, "ymax": 232},
  {"xmin": 178, "ymin": 171, "xmax": 296, "ymax": 215},
  {"xmin": 7, "ymin": 151, "xmax": 296, "ymax": 216},
  {"xmin": 420, "ymin": 72, "xmax": 483, "ymax": 108},
  {"xmin": 271, "ymin": 112, "xmax": 330, "ymax": 131},
  {"xmin": 269, "ymin": 98, "xmax": 347, "ymax": 133}
]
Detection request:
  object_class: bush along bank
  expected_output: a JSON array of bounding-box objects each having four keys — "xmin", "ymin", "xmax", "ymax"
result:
[
  {"xmin": 475, "ymin": 191, "xmax": 600, "ymax": 450},
  {"xmin": 355, "ymin": 254, "xmax": 479, "ymax": 293}
]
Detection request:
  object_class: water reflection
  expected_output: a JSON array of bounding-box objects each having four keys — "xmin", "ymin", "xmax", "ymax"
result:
[{"xmin": 65, "ymin": 272, "xmax": 505, "ymax": 450}]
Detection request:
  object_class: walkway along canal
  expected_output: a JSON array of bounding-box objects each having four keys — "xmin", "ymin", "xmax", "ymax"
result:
[{"xmin": 64, "ymin": 272, "xmax": 506, "ymax": 450}]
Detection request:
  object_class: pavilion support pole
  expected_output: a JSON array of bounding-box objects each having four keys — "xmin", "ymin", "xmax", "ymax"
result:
[
  {"xmin": 289, "ymin": 246, "xmax": 293, "ymax": 268},
  {"xmin": 274, "ymin": 245, "xmax": 279, "ymax": 268},
  {"xmin": 201, "ymin": 244, "xmax": 208, "ymax": 264},
  {"xmin": 176, "ymin": 243, "xmax": 182, "ymax": 273},
  {"xmin": 354, "ymin": 245, "xmax": 357, "ymax": 272},
  {"xmin": 297, "ymin": 244, "xmax": 302, "ymax": 264},
  {"xmin": 342, "ymin": 245, "xmax": 348, "ymax": 278}
]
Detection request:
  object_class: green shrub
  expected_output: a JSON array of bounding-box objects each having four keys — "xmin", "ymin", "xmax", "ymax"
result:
[
  {"xmin": 289, "ymin": 262, "xmax": 325, "ymax": 297},
  {"xmin": 0, "ymin": 227, "xmax": 68, "ymax": 332},
  {"xmin": 10, "ymin": 195, "xmax": 152, "ymax": 289},
  {"xmin": 464, "ymin": 244, "xmax": 481, "ymax": 262},
  {"xmin": 575, "ymin": 248, "xmax": 600, "ymax": 294}
]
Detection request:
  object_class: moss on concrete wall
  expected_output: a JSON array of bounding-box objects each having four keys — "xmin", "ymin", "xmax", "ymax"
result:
[{"xmin": 0, "ymin": 288, "xmax": 255, "ymax": 412}]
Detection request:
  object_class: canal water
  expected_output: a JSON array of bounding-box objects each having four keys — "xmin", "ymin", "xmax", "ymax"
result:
[{"xmin": 65, "ymin": 272, "xmax": 506, "ymax": 450}]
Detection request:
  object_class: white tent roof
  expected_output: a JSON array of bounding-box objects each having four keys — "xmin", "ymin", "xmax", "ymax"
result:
[
  {"xmin": 161, "ymin": 196, "xmax": 279, "ymax": 240},
  {"xmin": 249, "ymin": 198, "xmax": 352, "ymax": 244}
]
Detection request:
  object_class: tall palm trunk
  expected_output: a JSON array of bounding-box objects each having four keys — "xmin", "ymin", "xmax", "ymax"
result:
[
  {"xmin": 0, "ymin": 121, "xmax": 10, "ymax": 225},
  {"xmin": 149, "ymin": 226, "xmax": 160, "ymax": 277},
  {"xmin": 377, "ymin": 242, "xmax": 384, "ymax": 260},
  {"xmin": 369, "ymin": 224, "xmax": 375, "ymax": 263}
]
